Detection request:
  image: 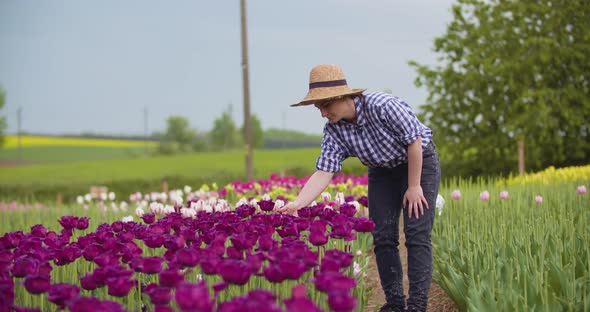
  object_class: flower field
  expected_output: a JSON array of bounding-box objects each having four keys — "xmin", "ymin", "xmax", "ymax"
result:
[{"xmin": 1, "ymin": 166, "xmax": 589, "ymax": 311}]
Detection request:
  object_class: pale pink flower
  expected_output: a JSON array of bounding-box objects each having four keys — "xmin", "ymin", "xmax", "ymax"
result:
[
  {"xmin": 353, "ymin": 262, "xmax": 362, "ymax": 278},
  {"xmin": 451, "ymin": 190, "xmax": 461, "ymax": 200},
  {"xmin": 321, "ymin": 192, "xmax": 332, "ymax": 203},
  {"xmin": 577, "ymin": 185, "xmax": 587, "ymax": 195},
  {"xmin": 499, "ymin": 191, "xmax": 509, "ymax": 200},
  {"xmin": 335, "ymin": 192, "xmax": 345, "ymax": 206},
  {"xmin": 135, "ymin": 207, "xmax": 145, "ymax": 217},
  {"xmin": 535, "ymin": 195, "xmax": 543, "ymax": 204},
  {"xmin": 479, "ymin": 191, "xmax": 490, "ymax": 201}
]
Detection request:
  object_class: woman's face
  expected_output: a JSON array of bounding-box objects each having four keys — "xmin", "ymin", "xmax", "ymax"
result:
[{"xmin": 314, "ymin": 96, "xmax": 354, "ymax": 123}]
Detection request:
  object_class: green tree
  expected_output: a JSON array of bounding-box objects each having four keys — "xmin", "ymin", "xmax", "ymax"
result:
[
  {"xmin": 410, "ymin": 0, "xmax": 590, "ymax": 177},
  {"xmin": 239, "ymin": 114, "xmax": 264, "ymax": 149},
  {"xmin": 0, "ymin": 88, "xmax": 6, "ymax": 148},
  {"xmin": 157, "ymin": 116, "xmax": 205, "ymax": 154},
  {"xmin": 209, "ymin": 111, "xmax": 239, "ymax": 151}
]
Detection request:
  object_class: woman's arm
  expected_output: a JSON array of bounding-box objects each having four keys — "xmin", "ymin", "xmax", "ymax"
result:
[
  {"xmin": 278, "ymin": 170, "xmax": 334, "ymax": 215},
  {"xmin": 404, "ymin": 137, "xmax": 429, "ymax": 218}
]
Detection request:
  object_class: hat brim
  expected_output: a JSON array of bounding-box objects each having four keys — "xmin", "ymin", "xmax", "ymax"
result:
[{"xmin": 290, "ymin": 89, "xmax": 366, "ymax": 107}]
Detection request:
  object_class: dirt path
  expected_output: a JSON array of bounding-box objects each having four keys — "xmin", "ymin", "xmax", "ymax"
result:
[{"xmin": 364, "ymin": 230, "xmax": 458, "ymax": 312}]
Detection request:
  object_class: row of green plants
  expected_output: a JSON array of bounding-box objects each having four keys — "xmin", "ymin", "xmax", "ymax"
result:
[{"xmin": 433, "ymin": 176, "xmax": 589, "ymax": 311}]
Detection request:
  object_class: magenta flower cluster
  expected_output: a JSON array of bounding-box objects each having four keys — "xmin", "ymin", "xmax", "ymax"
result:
[{"xmin": 0, "ymin": 200, "xmax": 374, "ymax": 311}]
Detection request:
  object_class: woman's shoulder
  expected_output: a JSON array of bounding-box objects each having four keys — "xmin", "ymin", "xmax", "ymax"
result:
[{"xmin": 363, "ymin": 91, "xmax": 396, "ymax": 107}]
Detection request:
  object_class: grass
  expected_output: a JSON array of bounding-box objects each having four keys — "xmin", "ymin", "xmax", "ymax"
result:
[
  {"xmin": 0, "ymin": 148, "xmax": 365, "ymax": 202},
  {"xmin": 0, "ymin": 145, "xmax": 152, "ymax": 163}
]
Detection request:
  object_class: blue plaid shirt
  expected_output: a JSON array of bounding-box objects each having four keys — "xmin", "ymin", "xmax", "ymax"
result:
[{"xmin": 316, "ymin": 92, "xmax": 433, "ymax": 172}]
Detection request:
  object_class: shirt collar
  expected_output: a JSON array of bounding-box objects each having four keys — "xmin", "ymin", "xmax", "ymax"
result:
[{"xmin": 338, "ymin": 95, "xmax": 364, "ymax": 127}]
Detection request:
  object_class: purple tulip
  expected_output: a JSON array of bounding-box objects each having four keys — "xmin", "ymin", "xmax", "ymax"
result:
[
  {"xmin": 107, "ymin": 278, "xmax": 136, "ymax": 297},
  {"xmin": 174, "ymin": 281, "xmax": 213, "ymax": 312},
  {"xmin": 257, "ymin": 235, "xmax": 276, "ymax": 251},
  {"xmin": 257, "ymin": 200, "xmax": 275, "ymax": 212},
  {"xmin": 325, "ymin": 249, "xmax": 353, "ymax": 268},
  {"xmin": 353, "ymin": 217, "xmax": 375, "ymax": 233},
  {"xmin": 314, "ymin": 271, "xmax": 356, "ymax": 293},
  {"xmin": 218, "ymin": 259, "xmax": 251, "ymax": 285},
  {"xmin": 155, "ymin": 306, "xmax": 174, "ymax": 312},
  {"xmin": 159, "ymin": 268, "xmax": 184, "ymax": 288},
  {"xmin": 327, "ymin": 290, "xmax": 357, "ymax": 312},
  {"xmin": 67, "ymin": 296, "xmax": 126, "ymax": 312},
  {"xmin": 142, "ymin": 256, "xmax": 163, "ymax": 274},
  {"xmin": 144, "ymin": 235, "xmax": 165, "ymax": 248},
  {"xmin": 279, "ymin": 259, "xmax": 306, "ymax": 280},
  {"xmin": 212, "ymin": 281, "xmax": 228, "ymax": 297},
  {"xmin": 79, "ymin": 273, "xmax": 98, "ymax": 290},
  {"xmin": 200, "ymin": 257, "xmax": 220, "ymax": 275},
  {"xmin": 54, "ymin": 245, "xmax": 82, "ymax": 266},
  {"xmin": 37, "ymin": 262, "xmax": 52, "ymax": 275},
  {"xmin": 58, "ymin": 216, "xmax": 79, "ymax": 230},
  {"xmin": 358, "ymin": 196, "xmax": 368, "ymax": 207},
  {"xmin": 48, "ymin": 283, "xmax": 80, "ymax": 308},
  {"xmin": 142, "ymin": 213, "xmax": 156, "ymax": 224},
  {"xmin": 284, "ymin": 284, "xmax": 322, "ymax": 312},
  {"xmin": 263, "ymin": 264, "xmax": 286, "ymax": 283},
  {"xmin": 30, "ymin": 224, "xmax": 47, "ymax": 238},
  {"xmin": 146, "ymin": 286, "xmax": 172, "ymax": 305},
  {"xmin": 164, "ymin": 235, "xmax": 186, "ymax": 251},
  {"xmin": 82, "ymin": 243, "xmax": 104, "ymax": 261},
  {"xmin": 339, "ymin": 203, "xmax": 357, "ymax": 217},
  {"xmin": 319, "ymin": 257, "xmax": 341, "ymax": 272},
  {"xmin": 175, "ymin": 248, "xmax": 200, "ymax": 268},
  {"xmin": 309, "ymin": 230, "xmax": 328, "ymax": 246},
  {"xmin": 12, "ymin": 256, "xmax": 39, "ymax": 277},
  {"xmin": 93, "ymin": 252, "xmax": 120, "ymax": 267},
  {"xmin": 76, "ymin": 217, "xmax": 89, "ymax": 230},
  {"xmin": 0, "ymin": 279, "xmax": 14, "ymax": 308},
  {"xmin": 23, "ymin": 273, "xmax": 51, "ymax": 294}
]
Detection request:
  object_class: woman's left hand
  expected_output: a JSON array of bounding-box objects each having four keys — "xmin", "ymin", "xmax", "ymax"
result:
[{"xmin": 403, "ymin": 186, "xmax": 429, "ymax": 219}]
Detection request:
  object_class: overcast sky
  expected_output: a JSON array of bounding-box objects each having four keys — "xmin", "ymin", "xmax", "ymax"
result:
[{"xmin": 0, "ymin": 0, "xmax": 456, "ymax": 136}]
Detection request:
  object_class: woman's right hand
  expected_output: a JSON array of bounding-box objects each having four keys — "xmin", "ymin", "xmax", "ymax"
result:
[{"xmin": 276, "ymin": 202, "xmax": 301, "ymax": 216}]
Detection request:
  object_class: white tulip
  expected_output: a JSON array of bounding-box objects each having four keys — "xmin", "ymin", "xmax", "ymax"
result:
[
  {"xmin": 436, "ymin": 194, "xmax": 445, "ymax": 216},
  {"xmin": 122, "ymin": 216, "xmax": 134, "ymax": 223},
  {"xmin": 135, "ymin": 207, "xmax": 145, "ymax": 217},
  {"xmin": 321, "ymin": 192, "xmax": 331, "ymax": 203},
  {"xmin": 76, "ymin": 196, "xmax": 84, "ymax": 205},
  {"xmin": 108, "ymin": 192, "xmax": 116, "ymax": 201}
]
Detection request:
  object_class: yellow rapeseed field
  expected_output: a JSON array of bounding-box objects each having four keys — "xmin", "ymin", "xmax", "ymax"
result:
[
  {"xmin": 502, "ymin": 165, "xmax": 590, "ymax": 186},
  {"xmin": 3, "ymin": 135, "xmax": 157, "ymax": 148}
]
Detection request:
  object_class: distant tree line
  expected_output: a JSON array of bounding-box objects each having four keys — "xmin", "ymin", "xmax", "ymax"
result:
[{"xmin": 152, "ymin": 112, "xmax": 322, "ymax": 155}]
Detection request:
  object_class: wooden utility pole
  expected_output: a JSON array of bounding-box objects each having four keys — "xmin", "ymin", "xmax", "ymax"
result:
[
  {"xmin": 17, "ymin": 107, "xmax": 22, "ymax": 161},
  {"xmin": 240, "ymin": 0, "xmax": 253, "ymax": 180}
]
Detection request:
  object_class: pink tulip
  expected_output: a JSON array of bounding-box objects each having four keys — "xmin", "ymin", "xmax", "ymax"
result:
[
  {"xmin": 577, "ymin": 185, "xmax": 587, "ymax": 195},
  {"xmin": 479, "ymin": 191, "xmax": 490, "ymax": 201},
  {"xmin": 535, "ymin": 195, "xmax": 543, "ymax": 204},
  {"xmin": 499, "ymin": 191, "xmax": 509, "ymax": 200},
  {"xmin": 451, "ymin": 190, "xmax": 461, "ymax": 200}
]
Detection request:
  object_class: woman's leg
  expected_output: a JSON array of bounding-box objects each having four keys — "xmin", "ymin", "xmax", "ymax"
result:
[
  {"xmin": 402, "ymin": 150, "xmax": 441, "ymax": 311},
  {"xmin": 368, "ymin": 166, "xmax": 406, "ymax": 310}
]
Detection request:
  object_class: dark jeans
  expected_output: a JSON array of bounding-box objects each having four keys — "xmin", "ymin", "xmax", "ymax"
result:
[{"xmin": 368, "ymin": 142, "xmax": 440, "ymax": 311}]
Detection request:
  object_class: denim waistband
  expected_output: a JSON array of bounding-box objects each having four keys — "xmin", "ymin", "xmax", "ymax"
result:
[{"xmin": 423, "ymin": 141, "xmax": 436, "ymax": 158}]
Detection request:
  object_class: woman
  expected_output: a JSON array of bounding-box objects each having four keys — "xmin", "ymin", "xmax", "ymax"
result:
[{"xmin": 278, "ymin": 64, "xmax": 441, "ymax": 312}]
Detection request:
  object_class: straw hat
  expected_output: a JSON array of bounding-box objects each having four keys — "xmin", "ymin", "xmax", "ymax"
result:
[{"xmin": 291, "ymin": 64, "xmax": 365, "ymax": 107}]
